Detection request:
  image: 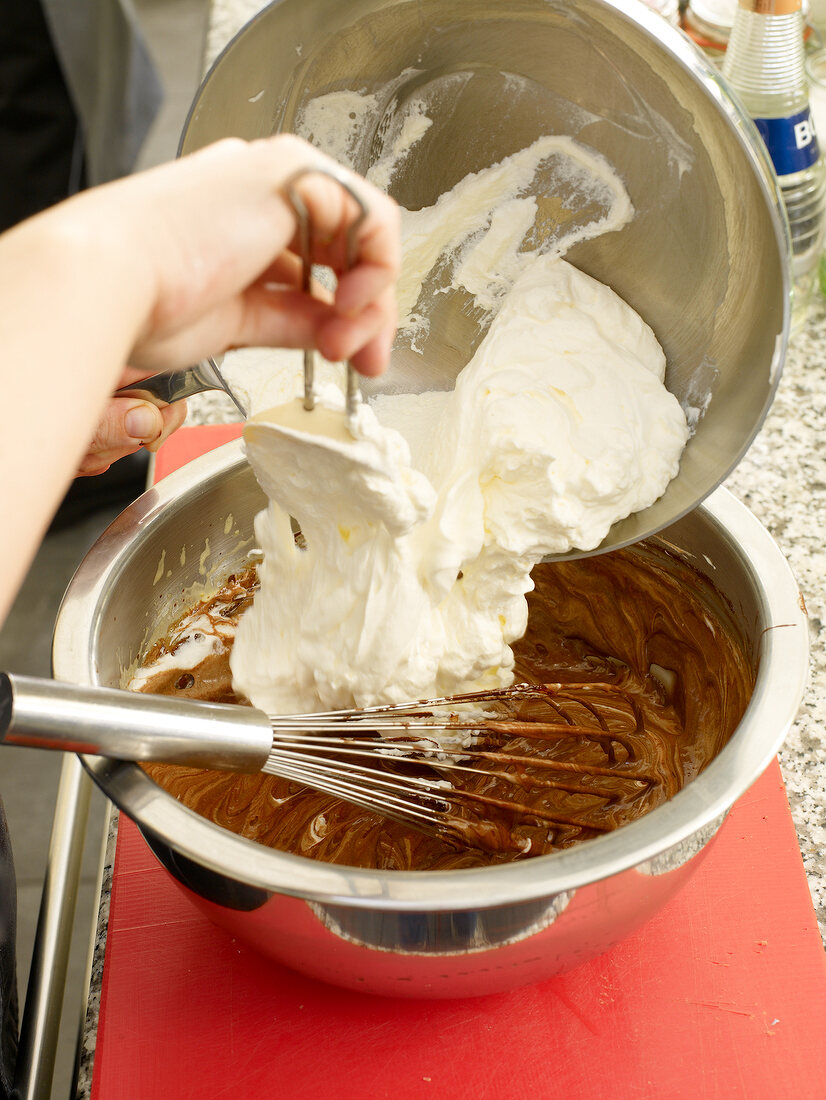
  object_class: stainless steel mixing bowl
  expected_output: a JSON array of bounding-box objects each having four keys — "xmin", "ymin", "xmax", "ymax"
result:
[
  {"xmin": 181, "ymin": 0, "xmax": 790, "ymax": 557},
  {"xmin": 52, "ymin": 440, "xmax": 807, "ymax": 998}
]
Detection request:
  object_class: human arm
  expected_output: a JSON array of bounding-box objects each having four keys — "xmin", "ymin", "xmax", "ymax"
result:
[{"xmin": 0, "ymin": 135, "xmax": 401, "ymax": 622}]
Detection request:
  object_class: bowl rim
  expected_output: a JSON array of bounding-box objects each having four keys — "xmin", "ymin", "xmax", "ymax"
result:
[{"xmin": 52, "ymin": 440, "xmax": 809, "ymax": 911}]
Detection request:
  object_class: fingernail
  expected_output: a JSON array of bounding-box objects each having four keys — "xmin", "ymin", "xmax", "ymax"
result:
[{"xmin": 125, "ymin": 404, "xmax": 161, "ymax": 442}]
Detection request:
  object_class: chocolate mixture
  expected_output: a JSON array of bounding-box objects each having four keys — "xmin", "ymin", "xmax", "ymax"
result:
[{"xmin": 134, "ymin": 541, "xmax": 753, "ymax": 870}]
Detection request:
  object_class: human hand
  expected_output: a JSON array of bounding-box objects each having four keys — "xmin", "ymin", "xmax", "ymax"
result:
[
  {"xmin": 74, "ymin": 135, "xmax": 402, "ymax": 378},
  {"xmin": 0, "ymin": 134, "xmax": 401, "ymax": 620},
  {"xmin": 76, "ymin": 368, "xmax": 188, "ymax": 477}
]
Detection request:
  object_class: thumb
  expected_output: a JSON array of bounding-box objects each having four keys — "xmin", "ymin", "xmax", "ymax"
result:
[{"xmin": 90, "ymin": 399, "xmax": 165, "ymax": 453}]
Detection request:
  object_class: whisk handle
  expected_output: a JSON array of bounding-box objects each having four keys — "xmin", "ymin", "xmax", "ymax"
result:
[{"xmin": 0, "ymin": 673, "xmax": 272, "ymax": 772}]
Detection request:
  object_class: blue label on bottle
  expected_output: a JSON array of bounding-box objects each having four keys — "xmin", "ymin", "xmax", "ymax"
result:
[{"xmin": 754, "ymin": 108, "xmax": 820, "ymax": 176}]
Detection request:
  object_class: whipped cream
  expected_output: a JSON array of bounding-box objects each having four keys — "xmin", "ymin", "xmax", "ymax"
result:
[
  {"xmin": 235, "ymin": 388, "xmax": 440, "ymax": 712},
  {"xmin": 231, "ymin": 255, "xmax": 688, "ymax": 714},
  {"xmin": 129, "ymin": 613, "xmax": 236, "ymax": 690},
  {"xmin": 397, "ymin": 134, "xmax": 633, "ymax": 334}
]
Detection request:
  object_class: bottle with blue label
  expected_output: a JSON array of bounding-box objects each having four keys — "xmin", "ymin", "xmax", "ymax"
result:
[{"xmin": 722, "ymin": 0, "xmax": 826, "ymax": 320}]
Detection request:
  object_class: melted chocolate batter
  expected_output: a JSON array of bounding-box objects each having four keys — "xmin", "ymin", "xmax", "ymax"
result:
[{"xmin": 135, "ymin": 541, "xmax": 753, "ymax": 870}]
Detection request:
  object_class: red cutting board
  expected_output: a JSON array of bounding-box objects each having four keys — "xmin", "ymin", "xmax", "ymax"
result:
[{"xmin": 91, "ymin": 426, "xmax": 826, "ymax": 1100}]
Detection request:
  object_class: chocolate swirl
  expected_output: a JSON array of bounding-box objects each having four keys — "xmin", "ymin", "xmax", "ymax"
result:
[{"xmin": 137, "ymin": 541, "xmax": 753, "ymax": 871}]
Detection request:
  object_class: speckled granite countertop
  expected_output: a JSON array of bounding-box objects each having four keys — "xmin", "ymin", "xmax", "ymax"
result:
[
  {"xmin": 73, "ymin": 4, "xmax": 826, "ymax": 1095},
  {"xmin": 725, "ymin": 309, "xmax": 826, "ymax": 937}
]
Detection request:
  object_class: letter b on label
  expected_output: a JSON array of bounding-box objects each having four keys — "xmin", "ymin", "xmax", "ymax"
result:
[{"xmin": 795, "ymin": 118, "xmax": 815, "ymax": 149}]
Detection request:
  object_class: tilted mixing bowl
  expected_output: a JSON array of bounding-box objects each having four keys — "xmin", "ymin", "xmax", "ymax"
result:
[
  {"xmin": 52, "ymin": 440, "xmax": 807, "ymax": 998},
  {"xmin": 181, "ymin": 0, "xmax": 790, "ymax": 557}
]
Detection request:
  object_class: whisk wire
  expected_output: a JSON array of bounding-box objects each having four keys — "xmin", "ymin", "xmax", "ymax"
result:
[{"xmin": 262, "ymin": 680, "xmax": 662, "ymax": 852}]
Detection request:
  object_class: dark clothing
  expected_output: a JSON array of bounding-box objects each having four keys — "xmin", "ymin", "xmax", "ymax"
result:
[
  {"xmin": 39, "ymin": 0, "xmax": 162, "ymax": 186},
  {"xmin": 0, "ymin": 0, "xmax": 162, "ymax": 233},
  {"xmin": 0, "ymin": 0, "xmax": 84, "ymax": 233}
]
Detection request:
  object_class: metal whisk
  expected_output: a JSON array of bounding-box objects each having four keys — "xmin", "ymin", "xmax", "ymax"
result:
[
  {"xmin": 0, "ymin": 673, "xmax": 661, "ymax": 852},
  {"xmin": 264, "ymin": 682, "xmax": 660, "ymax": 850}
]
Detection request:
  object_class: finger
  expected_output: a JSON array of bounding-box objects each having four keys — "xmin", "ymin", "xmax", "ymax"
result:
[
  {"xmin": 283, "ymin": 162, "xmax": 401, "ymax": 281},
  {"xmin": 254, "ymin": 250, "xmax": 304, "ymax": 291},
  {"xmin": 254, "ymin": 254, "xmax": 335, "ymax": 307},
  {"xmin": 243, "ymin": 280, "xmax": 395, "ymax": 376},
  {"xmin": 317, "ymin": 302, "xmax": 388, "ymax": 367},
  {"xmin": 75, "ymin": 400, "xmax": 188, "ymax": 475},
  {"xmin": 75, "ymin": 398, "xmax": 162, "ymax": 477},
  {"xmin": 76, "ymin": 441, "xmax": 141, "ymax": 477},
  {"xmin": 75, "ymin": 458, "xmax": 113, "ymax": 478},
  {"xmin": 144, "ymin": 400, "xmax": 188, "ymax": 453},
  {"xmin": 334, "ymin": 262, "xmax": 398, "ymax": 318},
  {"xmin": 88, "ymin": 398, "xmax": 165, "ymax": 455},
  {"xmin": 235, "ymin": 287, "xmax": 339, "ymax": 349},
  {"xmin": 349, "ymin": 318, "xmax": 397, "ymax": 378},
  {"xmin": 319, "ymin": 283, "xmax": 397, "ymax": 375}
]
